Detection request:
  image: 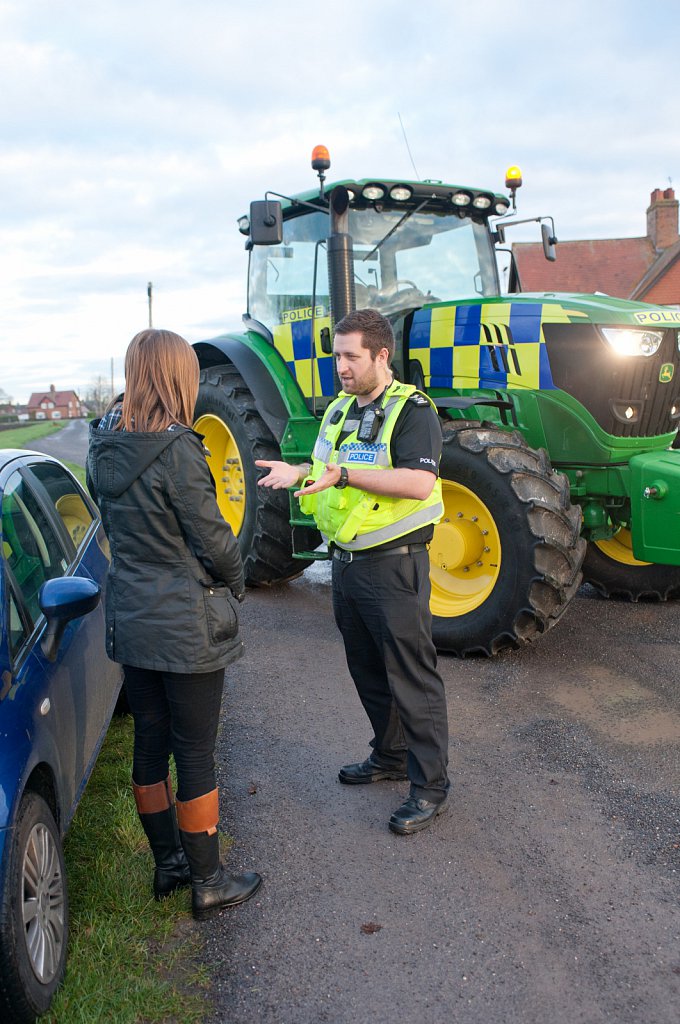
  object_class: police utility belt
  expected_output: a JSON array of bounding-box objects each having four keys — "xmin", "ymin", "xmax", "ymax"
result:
[{"xmin": 331, "ymin": 542, "xmax": 428, "ymax": 563}]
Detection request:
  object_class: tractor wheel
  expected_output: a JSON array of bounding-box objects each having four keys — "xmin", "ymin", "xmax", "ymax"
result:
[
  {"xmin": 430, "ymin": 426, "xmax": 585, "ymax": 657},
  {"xmin": 194, "ymin": 364, "xmax": 321, "ymax": 585},
  {"xmin": 582, "ymin": 530, "xmax": 680, "ymax": 601}
]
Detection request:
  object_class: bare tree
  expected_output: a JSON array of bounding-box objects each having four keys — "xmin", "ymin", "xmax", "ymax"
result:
[{"xmin": 85, "ymin": 376, "xmax": 114, "ymax": 417}]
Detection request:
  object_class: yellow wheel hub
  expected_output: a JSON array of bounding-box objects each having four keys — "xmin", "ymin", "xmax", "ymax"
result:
[
  {"xmin": 594, "ymin": 527, "xmax": 651, "ymax": 567},
  {"xmin": 430, "ymin": 480, "xmax": 501, "ymax": 617},
  {"xmin": 193, "ymin": 414, "xmax": 246, "ymax": 535}
]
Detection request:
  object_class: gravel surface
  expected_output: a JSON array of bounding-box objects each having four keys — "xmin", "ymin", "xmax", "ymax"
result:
[{"xmin": 204, "ymin": 565, "xmax": 680, "ymax": 1024}]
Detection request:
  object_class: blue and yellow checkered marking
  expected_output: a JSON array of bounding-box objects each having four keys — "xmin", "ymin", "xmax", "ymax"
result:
[
  {"xmin": 409, "ymin": 301, "xmax": 577, "ymax": 391},
  {"xmin": 274, "ymin": 300, "xmax": 578, "ymax": 399},
  {"xmin": 273, "ymin": 313, "xmax": 335, "ymax": 398}
]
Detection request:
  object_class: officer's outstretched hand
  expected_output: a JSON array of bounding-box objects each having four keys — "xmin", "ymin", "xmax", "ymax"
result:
[
  {"xmin": 255, "ymin": 460, "xmax": 301, "ymax": 490},
  {"xmin": 293, "ymin": 463, "xmax": 340, "ymax": 497}
]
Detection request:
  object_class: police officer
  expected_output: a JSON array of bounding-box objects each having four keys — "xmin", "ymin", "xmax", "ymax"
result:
[{"xmin": 256, "ymin": 308, "xmax": 450, "ymax": 834}]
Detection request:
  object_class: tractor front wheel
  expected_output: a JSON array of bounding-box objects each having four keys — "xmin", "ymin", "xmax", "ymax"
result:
[
  {"xmin": 430, "ymin": 426, "xmax": 585, "ymax": 656},
  {"xmin": 194, "ymin": 364, "xmax": 320, "ymax": 585},
  {"xmin": 583, "ymin": 530, "xmax": 680, "ymax": 601}
]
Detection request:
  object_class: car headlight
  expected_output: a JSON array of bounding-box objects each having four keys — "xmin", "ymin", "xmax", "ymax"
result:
[{"xmin": 601, "ymin": 327, "xmax": 664, "ymax": 357}]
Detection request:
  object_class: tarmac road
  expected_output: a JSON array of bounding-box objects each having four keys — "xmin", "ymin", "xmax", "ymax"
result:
[
  {"xmin": 32, "ymin": 424, "xmax": 680, "ymax": 1021},
  {"xmin": 26, "ymin": 417, "xmax": 90, "ymax": 466},
  {"xmin": 206, "ymin": 564, "xmax": 680, "ymax": 1024}
]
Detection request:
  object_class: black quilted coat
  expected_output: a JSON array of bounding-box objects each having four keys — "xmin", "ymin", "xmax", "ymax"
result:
[{"xmin": 87, "ymin": 422, "xmax": 245, "ymax": 673}]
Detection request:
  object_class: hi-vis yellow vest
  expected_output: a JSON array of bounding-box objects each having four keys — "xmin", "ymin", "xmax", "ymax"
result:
[{"xmin": 299, "ymin": 380, "xmax": 443, "ymax": 550}]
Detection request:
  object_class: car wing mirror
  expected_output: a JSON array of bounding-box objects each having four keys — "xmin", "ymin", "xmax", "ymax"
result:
[{"xmin": 39, "ymin": 577, "xmax": 101, "ymax": 662}]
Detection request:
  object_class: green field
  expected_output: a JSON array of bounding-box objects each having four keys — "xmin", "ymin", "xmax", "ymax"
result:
[{"xmin": 0, "ymin": 420, "xmax": 69, "ymax": 448}]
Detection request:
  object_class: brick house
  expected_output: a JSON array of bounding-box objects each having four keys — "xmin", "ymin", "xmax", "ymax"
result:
[
  {"xmin": 27, "ymin": 385, "xmax": 84, "ymax": 421},
  {"xmin": 512, "ymin": 188, "xmax": 680, "ymax": 305}
]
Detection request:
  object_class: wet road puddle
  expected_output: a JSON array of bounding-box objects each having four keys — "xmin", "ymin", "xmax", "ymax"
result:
[{"xmin": 549, "ymin": 664, "xmax": 680, "ymax": 746}]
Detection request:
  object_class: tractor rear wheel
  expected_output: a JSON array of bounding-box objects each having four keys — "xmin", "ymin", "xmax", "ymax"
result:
[
  {"xmin": 430, "ymin": 426, "xmax": 585, "ymax": 656},
  {"xmin": 194, "ymin": 364, "xmax": 320, "ymax": 585},
  {"xmin": 582, "ymin": 530, "xmax": 680, "ymax": 601}
]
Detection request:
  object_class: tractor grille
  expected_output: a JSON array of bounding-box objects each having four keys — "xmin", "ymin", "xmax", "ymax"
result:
[{"xmin": 542, "ymin": 324, "xmax": 680, "ymax": 438}]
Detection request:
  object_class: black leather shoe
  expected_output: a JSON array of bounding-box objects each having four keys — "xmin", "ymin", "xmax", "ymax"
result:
[
  {"xmin": 339, "ymin": 756, "xmax": 408, "ymax": 785},
  {"xmin": 388, "ymin": 792, "xmax": 450, "ymax": 835}
]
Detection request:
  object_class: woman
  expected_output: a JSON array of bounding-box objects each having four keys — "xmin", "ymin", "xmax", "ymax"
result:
[{"xmin": 87, "ymin": 328, "xmax": 261, "ymax": 920}]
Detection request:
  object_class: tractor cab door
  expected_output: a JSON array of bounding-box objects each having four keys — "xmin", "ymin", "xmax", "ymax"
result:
[{"xmin": 248, "ymin": 208, "xmax": 335, "ymax": 413}]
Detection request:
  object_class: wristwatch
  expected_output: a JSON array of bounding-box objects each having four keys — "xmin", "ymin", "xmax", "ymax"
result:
[{"xmin": 334, "ymin": 466, "xmax": 349, "ymax": 489}]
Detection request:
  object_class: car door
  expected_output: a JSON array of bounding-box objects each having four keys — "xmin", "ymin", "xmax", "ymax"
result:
[{"xmin": 2, "ymin": 457, "xmax": 119, "ymax": 828}]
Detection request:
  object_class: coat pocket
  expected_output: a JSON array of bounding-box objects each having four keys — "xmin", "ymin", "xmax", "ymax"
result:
[{"xmin": 202, "ymin": 585, "xmax": 238, "ymax": 644}]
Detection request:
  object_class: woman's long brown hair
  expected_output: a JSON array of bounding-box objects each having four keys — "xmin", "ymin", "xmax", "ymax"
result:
[{"xmin": 118, "ymin": 329, "xmax": 199, "ymax": 432}]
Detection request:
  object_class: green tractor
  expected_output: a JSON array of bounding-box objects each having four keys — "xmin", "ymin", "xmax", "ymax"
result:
[{"xmin": 193, "ymin": 148, "xmax": 680, "ymax": 656}]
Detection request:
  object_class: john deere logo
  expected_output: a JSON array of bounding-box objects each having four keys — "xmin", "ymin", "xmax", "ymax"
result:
[{"xmin": 660, "ymin": 363, "xmax": 674, "ymax": 383}]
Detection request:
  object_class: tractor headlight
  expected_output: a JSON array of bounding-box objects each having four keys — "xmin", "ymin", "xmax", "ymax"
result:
[{"xmin": 601, "ymin": 327, "xmax": 663, "ymax": 357}]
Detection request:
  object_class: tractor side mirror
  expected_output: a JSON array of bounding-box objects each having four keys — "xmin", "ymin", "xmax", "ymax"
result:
[
  {"xmin": 249, "ymin": 200, "xmax": 283, "ymax": 245},
  {"xmin": 541, "ymin": 222, "xmax": 557, "ymax": 262}
]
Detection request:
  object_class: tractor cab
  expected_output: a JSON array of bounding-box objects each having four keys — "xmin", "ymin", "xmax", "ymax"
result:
[{"xmin": 243, "ymin": 171, "xmax": 511, "ymax": 407}]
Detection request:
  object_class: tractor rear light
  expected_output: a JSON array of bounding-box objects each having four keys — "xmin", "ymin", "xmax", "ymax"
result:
[
  {"xmin": 601, "ymin": 327, "xmax": 663, "ymax": 357},
  {"xmin": 237, "ymin": 215, "xmax": 250, "ymax": 235},
  {"xmin": 362, "ymin": 183, "xmax": 386, "ymax": 201},
  {"xmin": 494, "ymin": 199, "xmax": 510, "ymax": 215},
  {"xmin": 389, "ymin": 184, "xmax": 413, "ymax": 202},
  {"xmin": 451, "ymin": 191, "xmax": 472, "ymax": 207},
  {"xmin": 472, "ymin": 194, "xmax": 492, "ymax": 210}
]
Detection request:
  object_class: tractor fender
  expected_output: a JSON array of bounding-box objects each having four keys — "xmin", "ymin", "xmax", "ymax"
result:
[{"xmin": 193, "ymin": 329, "xmax": 308, "ymax": 444}]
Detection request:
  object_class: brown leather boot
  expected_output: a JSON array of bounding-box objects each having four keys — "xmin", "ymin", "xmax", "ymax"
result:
[
  {"xmin": 176, "ymin": 789, "xmax": 262, "ymax": 921},
  {"xmin": 132, "ymin": 775, "xmax": 191, "ymax": 900}
]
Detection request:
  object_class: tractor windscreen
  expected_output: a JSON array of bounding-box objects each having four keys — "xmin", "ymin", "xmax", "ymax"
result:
[{"xmin": 248, "ymin": 206, "xmax": 499, "ymax": 331}]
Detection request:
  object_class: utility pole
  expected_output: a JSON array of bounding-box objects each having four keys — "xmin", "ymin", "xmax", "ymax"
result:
[{"xmin": 147, "ymin": 282, "xmax": 153, "ymax": 327}]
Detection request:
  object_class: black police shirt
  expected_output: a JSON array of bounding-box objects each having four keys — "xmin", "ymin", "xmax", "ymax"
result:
[{"xmin": 337, "ymin": 393, "xmax": 442, "ymax": 550}]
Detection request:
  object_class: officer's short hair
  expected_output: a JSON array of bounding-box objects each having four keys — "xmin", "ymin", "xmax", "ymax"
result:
[{"xmin": 334, "ymin": 309, "xmax": 395, "ymax": 364}]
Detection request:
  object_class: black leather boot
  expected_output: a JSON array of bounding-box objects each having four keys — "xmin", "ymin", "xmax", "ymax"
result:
[
  {"xmin": 179, "ymin": 830, "xmax": 262, "ymax": 921},
  {"xmin": 176, "ymin": 789, "xmax": 262, "ymax": 921},
  {"xmin": 133, "ymin": 776, "xmax": 191, "ymax": 900}
]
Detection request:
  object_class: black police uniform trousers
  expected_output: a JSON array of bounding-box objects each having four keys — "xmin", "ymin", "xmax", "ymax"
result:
[{"xmin": 332, "ymin": 545, "xmax": 450, "ymax": 803}]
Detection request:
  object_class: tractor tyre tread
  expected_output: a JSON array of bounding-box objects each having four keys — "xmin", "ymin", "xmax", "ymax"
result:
[
  {"xmin": 196, "ymin": 364, "xmax": 320, "ymax": 585},
  {"xmin": 433, "ymin": 425, "xmax": 585, "ymax": 657}
]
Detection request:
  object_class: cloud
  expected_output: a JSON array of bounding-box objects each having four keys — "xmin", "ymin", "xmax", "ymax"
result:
[{"xmin": 1, "ymin": 0, "xmax": 679, "ymax": 402}]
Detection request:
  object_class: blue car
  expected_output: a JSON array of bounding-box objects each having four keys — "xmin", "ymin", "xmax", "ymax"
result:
[{"xmin": 0, "ymin": 449, "xmax": 121, "ymax": 1022}]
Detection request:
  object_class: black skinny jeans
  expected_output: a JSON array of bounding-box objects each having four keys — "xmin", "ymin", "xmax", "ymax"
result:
[{"xmin": 123, "ymin": 665, "xmax": 225, "ymax": 802}]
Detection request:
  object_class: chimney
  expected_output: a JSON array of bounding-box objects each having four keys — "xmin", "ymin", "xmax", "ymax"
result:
[{"xmin": 647, "ymin": 187, "xmax": 679, "ymax": 250}]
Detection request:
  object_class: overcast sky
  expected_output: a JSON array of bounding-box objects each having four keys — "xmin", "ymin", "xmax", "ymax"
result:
[{"xmin": 2, "ymin": 0, "xmax": 679, "ymax": 404}]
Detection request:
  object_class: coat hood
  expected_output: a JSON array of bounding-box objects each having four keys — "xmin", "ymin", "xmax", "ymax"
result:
[{"xmin": 88, "ymin": 422, "xmax": 189, "ymax": 499}]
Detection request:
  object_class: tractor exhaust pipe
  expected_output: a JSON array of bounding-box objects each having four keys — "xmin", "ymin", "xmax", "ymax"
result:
[{"xmin": 327, "ymin": 185, "xmax": 356, "ymax": 327}]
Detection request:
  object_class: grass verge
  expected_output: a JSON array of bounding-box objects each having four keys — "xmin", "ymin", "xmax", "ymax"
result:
[
  {"xmin": 44, "ymin": 717, "xmax": 212, "ymax": 1024},
  {"xmin": 0, "ymin": 421, "xmax": 68, "ymax": 448}
]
